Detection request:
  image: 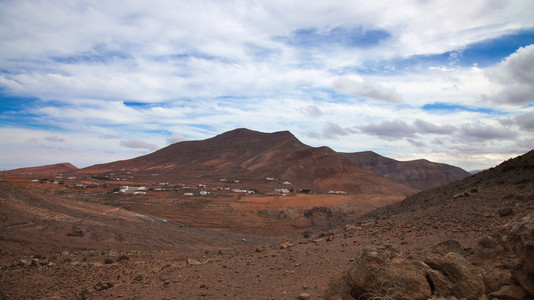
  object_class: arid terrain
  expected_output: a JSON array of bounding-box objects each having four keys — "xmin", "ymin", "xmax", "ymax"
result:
[{"xmin": 0, "ymin": 130, "xmax": 532, "ymax": 299}]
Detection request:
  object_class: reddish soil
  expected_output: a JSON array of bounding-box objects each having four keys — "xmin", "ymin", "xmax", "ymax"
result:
[{"xmin": 0, "ymin": 150, "xmax": 532, "ymax": 299}]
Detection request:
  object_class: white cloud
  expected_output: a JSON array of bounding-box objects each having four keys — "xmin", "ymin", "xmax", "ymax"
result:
[
  {"xmin": 414, "ymin": 119, "xmax": 457, "ymax": 135},
  {"xmin": 0, "ymin": 0, "xmax": 533, "ymax": 171},
  {"xmin": 100, "ymin": 134, "xmax": 120, "ymax": 140},
  {"xmin": 483, "ymin": 45, "xmax": 534, "ymax": 105},
  {"xmin": 458, "ymin": 120, "xmax": 517, "ymax": 142},
  {"xmin": 333, "ymin": 77, "xmax": 402, "ymax": 103},
  {"xmin": 359, "ymin": 120, "xmax": 417, "ymax": 139},
  {"xmin": 45, "ymin": 135, "xmax": 65, "ymax": 143}
]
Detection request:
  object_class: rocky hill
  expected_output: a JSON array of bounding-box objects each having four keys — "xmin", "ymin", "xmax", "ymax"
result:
[
  {"xmin": 341, "ymin": 150, "xmax": 470, "ymax": 190},
  {"xmin": 81, "ymin": 128, "xmax": 417, "ymax": 195},
  {"xmin": 5, "ymin": 162, "xmax": 78, "ymax": 175},
  {"xmin": 345, "ymin": 150, "xmax": 534, "ymax": 299}
]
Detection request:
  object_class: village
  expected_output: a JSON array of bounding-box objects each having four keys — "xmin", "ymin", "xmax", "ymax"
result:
[{"xmin": 23, "ymin": 171, "xmax": 350, "ymax": 198}]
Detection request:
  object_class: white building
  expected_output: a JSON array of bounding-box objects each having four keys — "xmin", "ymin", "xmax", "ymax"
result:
[{"xmin": 120, "ymin": 186, "xmax": 147, "ymax": 193}]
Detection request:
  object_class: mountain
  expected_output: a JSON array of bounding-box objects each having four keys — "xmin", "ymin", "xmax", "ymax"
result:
[
  {"xmin": 5, "ymin": 162, "xmax": 78, "ymax": 175},
  {"xmin": 340, "ymin": 151, "xmax": 470, "ymax": 190},
  {"xmin": 82, "ymin": 128, "xmax": 417, "ymax": 195}
]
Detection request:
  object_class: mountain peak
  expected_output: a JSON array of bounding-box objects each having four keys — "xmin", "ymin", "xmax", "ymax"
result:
[{"xmin": 214, "ymin": 128, "xmax": 295, "ymax": 140}]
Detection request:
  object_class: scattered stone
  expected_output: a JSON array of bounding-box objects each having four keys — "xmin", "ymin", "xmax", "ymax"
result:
[
  {"xmin": 312, "ymin": 238, "xmax": 323, "ymax": 244},
  {"xmin": 134, "ymin": 273, "xmax": 144, "ymax": 281},
  {"xmin": 297, "ymin": 292, "xmax": 310, "ymax": 299},
  {"xmin": 186, "ymin": 258, "xmax": 202, "ymax": 266},
  {"xmin": 344, "ymin": 225, "xmax": 357, "ymax": 232},
  {"xmin": 280, "ymin": 241, "xmax": 293, "ymax": 249},
  {"xmin": 478, "ymin": 235, "xmax": 500, "ymax": 249},
  {"xmin": 18, "ymin": 259, "xmax": 29, "ymax": 267},
  {"xmin": 117, "ymin": 255, "xmax": 129, "ymax": 262},
  {"xmin": 453, "ymin": 192, "xmax": 469, "ymax": 199},
  {"xmin": 483, "ymin": 269, "xmax": 513, "ymax": 293},
  {"xmin": 431, "ymin": 239, "xmax": 463, "ymax": 256},
  {"xmin": 348, "ymin": 245, "xmax": 431, "ymax": 300},
  {"xmin": 489, "ymin": 285, "xmax": 528, "ymax": 300},
  {"xmin": 103, "ymin": 257, "xmax": 113, "ymax": 264},
  {"xmin": 499, "ymin": 208, "xmax": 514, "ymax": 217},
  {"xmin": 79, "ymin": 288, "xmax": 91, "ymax": 300},
  {"xmin": 94, "ymin": 281, "xmax": 114, "ymax": 291}
]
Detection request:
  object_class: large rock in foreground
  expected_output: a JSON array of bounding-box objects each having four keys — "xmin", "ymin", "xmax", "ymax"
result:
[
  {"xmin": 347, "ymin": 245, "xmax": 431, "ymax": 300},
  {"xmin": 424, "ymin": 252, "xmax": 485, "ymax": 299},
  {"xmin": 506, "ymin": 212, "xmax": 534, "ymax": 296}
]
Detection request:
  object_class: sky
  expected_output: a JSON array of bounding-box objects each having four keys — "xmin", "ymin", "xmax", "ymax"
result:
[{"xmin": 1, "ymin": 0, "xmax": 533, "ymax": 171}]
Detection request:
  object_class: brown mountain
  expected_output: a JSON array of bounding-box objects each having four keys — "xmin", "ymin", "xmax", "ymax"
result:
[
  {"xmin": 82, "ymin": 128, "xmax": 417, "ymax": 195},
  {"xmin": 6, "ymin": 162, "xmax": 78, "ymax": 175},
  {"xmin": 340, "ymin": 150, "xmax": 470, "ymax": 190}
]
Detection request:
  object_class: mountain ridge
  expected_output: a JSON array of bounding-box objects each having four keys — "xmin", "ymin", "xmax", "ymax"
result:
[
  {"xmin": 80, "ymin": 128, "xmax": 417, "ymax": 195},
  {"xmin": 340, "ymin": 150, "xmax": 470, "ymax": 190}
]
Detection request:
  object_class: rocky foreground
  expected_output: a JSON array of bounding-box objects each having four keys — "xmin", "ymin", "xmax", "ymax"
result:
[{"xmin": 1, "ymin": 207, "xmax": 532, "ymax": 299}]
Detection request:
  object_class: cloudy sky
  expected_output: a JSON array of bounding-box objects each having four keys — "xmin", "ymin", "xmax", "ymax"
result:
[{"xmin": 1, "ymin": 0, "xmax": 533, "ymax": 171}]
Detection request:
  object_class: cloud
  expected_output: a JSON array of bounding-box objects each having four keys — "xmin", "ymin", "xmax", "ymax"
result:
[
  {"xmin": 333, "ymin": 77, "xmax": 402, "ymax": 103},
  {"xmin": 100, "ymin": 134, "xmax": 120, "ymax": 140},
  {"xmin": 0, "ymin": 0, "xmax": 534, "ymax": 171},
  {"xmin": 407, "ymin": 138, "xmax": 425, "ymax": 147},
  {"xmin": 514, "ymin": 111, "xmax": 534, "ymax": 131},
  {"xmin": 359, "ymin": 120, "xmax": 417, "ymax": 139},
  {"xmin": 301, "ymin": 105, "xmax": 322, "ymax": 116},
  {"xmin": 459, "ymin": 121, "xmax": 516, "ymax": 141},
  {"xmin": 166, "ymin": 134, "xmax": 187, "ymax": 145},
  {"xmin": 45, "ymin": 135, "xmax": 65, "ymax": 143},
  {"xmin": 304, "ymin": 121, "xmax": 358, "ymax": 140},
  {"xmin": 120, "ymin": 139, "xmax": 159, "ymax": 151},
  {"xmin": 483, "ymin": 45, "xmax": 534, "ymax": 105},
  {"xmin": 414, "ymin": 119, "xmax": 457, "ymax": 134},
  {"xmin": 323, "ymin": 122, "xmax": 354, "ymax": 137}
]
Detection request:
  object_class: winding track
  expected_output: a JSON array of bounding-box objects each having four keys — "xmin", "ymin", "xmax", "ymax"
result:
[{"xmin": 134, "ymin": 210, "xmax": 265, "ymax": 245}]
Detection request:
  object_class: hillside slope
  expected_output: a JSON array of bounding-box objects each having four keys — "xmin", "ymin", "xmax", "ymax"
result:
[
  {"xmin": 341, "ymin": 151, "xmax": 470, "ymax": 190},
  {"xmin": 82, "ymin": 129, "xmax": 417, "ymax": 195},
  {"xmin": 360, "ymin": 149, "xmax": 534, "ymax": 222},
  {"xmin": 6, "ymin": 162, "xmax": 78, "ymax": 175}
]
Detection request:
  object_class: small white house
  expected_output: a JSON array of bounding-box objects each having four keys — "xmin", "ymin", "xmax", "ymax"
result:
[{"xmin": 120, "ymin": 186, "xmax": 147, "ymax": 193}]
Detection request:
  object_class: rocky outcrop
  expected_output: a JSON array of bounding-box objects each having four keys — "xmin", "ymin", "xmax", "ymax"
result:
[
  {"xmin": 430, "ymin": 239, "xmax": 463, "ymax": 256},
  {"xmin": 347, "ymin": 243, "xmax": 486, "ymax": 299},
  {"xmin": 347, "ymin": 245, "xmax": 431, "ymax": 300},
  {"xmin": 506, "ymin": 213, "xmax": 534, "ymax": 297},
  {"xmin": 424, "ymin": 252, "xmax": 485, "ymax": 298}
]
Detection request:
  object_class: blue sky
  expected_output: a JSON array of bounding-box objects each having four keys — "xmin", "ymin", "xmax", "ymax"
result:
[{"xmin": 1, "ymin": 0, "xmax": 533, "ymax": 171}]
